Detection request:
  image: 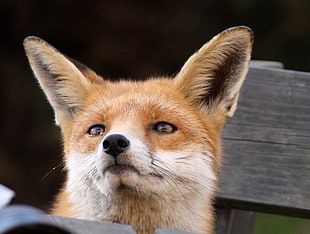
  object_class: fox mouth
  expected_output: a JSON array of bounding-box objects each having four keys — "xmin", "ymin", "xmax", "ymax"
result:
[{"xmin": 105, "ymin": 164, "xmax": 139, "ymax": 175}]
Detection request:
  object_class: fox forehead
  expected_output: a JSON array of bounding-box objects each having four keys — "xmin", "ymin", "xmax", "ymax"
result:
[{"xmin": 83, "ymin": 78, "xmax": 195, "ymax": 118}]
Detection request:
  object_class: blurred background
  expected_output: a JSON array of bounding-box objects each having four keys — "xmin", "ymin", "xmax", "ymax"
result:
[{"xmin": 0, "ymin": 0, "xmax": 309, "ymax": 233}]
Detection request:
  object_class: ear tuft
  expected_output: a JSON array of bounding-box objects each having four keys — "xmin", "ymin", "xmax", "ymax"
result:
[
  {"xmin": 174, "ymin": 26, "xmax": 253, "ymax": 117},
  {"xmin": 24, "ymin": 36, "xmax": 100, "ymax": 125}
]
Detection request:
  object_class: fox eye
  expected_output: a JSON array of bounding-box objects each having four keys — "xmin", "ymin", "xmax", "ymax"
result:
[
  {"xmin": 153, "ymin": 121, "xmax": 177, "ymax": 134},
  {"xmin": 87, "ymin": 124, "xmax": 106, "ymax": 137}
]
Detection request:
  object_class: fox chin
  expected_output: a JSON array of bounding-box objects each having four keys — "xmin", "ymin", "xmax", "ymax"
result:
[{"xmin": 24, "ymin": 26, "xmax": 253, "ymax": 234}]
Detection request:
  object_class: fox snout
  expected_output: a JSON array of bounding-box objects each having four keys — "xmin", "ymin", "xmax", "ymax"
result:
[
  {"xmin": 103, "ymin": 134, "xmax": 130, "ymax": 158},
  {"xmin": 95, "ymin": 132, "xmax": 145, "ymax": 179}
]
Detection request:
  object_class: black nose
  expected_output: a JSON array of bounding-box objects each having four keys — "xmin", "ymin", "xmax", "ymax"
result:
[{"xmin": 102, "ymin": 134, "xmax": 130, "ymax": 158}]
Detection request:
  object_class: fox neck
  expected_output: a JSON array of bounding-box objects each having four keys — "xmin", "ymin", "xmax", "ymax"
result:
[{"xmin": 63, "ymin": 175, "xmax": 214, "ymax": 234}]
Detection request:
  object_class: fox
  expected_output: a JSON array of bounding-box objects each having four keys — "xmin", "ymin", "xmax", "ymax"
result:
[{"xmin": 23, "ymin": 26, "xmax": 253, "ymax": 234}]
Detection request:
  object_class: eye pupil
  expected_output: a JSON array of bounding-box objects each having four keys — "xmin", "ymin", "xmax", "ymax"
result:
[{"xmin": 87, "ymin": 125, "xmax": 105, "ymax": 137}]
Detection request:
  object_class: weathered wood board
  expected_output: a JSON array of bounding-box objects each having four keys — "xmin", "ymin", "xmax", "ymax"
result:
[
  {"xmin": 217, "ymin": 67, "xmax": 310, "ymax": 218},
  {"xmin": 49, "ymin": 215, "xmax": 136, "ymax": 234}
]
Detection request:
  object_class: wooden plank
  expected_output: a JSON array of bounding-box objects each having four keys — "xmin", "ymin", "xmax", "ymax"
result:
[
  {"xmin": 49, "ymin": 216, "xmax": 200, "ymax": 234},
  {"xmin": 217, "ymin": 67, "xmax": 310, "ymax": 218},
  {"xmin": 48, "ymin": 215, "xmax": 137, "ymax": 234},
  {"xmin": 250, "ymin": 60, "xmax": 284, "ymax": 69}
]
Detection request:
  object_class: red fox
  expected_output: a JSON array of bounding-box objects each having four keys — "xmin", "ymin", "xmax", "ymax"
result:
[{"xmin": 24, "ymin": 26, "xmax": 253, "ymax": 234}]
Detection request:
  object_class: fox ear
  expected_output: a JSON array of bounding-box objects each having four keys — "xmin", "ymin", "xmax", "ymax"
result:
[
  {"xmin": 174, "ymin": 26, "xmax": 253, "ymax": 117},
  {"xmin": 24, "ymin": 36, "xmax": 102, "ymax": 125}
]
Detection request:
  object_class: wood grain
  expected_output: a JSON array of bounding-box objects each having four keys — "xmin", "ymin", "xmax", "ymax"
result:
[{"xmin": 217, "ymin": 67, "xmax": 310, "ymax": 218}]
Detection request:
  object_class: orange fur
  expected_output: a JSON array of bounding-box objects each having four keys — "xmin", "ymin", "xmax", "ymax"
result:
[
  {"xmin": 24, "ymin": 26, "xmax": 253, "ymax": 234},
  {"xmin": 52, "ymin": 188, "xmax": 74, "ymax": 217}
]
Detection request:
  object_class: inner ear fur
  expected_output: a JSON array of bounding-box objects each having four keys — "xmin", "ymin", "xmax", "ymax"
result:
[
  {"xmin": 24, "ymin": 36, "xmax": 103, "ymax": 125},
  {"xmin": 174, "ymin": 26, "xmax": 253, "ymax": 117}
]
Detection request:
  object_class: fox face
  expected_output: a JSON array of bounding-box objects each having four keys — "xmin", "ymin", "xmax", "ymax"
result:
[
  {"xmin": 66, "ymin": 79, "xmax": 218, "ymax": 201},
  {"xmin": 24, "ymin": 26, "xmax": 253, "ymax": 234}
]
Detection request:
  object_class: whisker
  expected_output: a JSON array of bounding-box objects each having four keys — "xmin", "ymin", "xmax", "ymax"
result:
[
  {"xmin": 41, "ymin": 162, "xmax": 65, "ymax": 181},
  {"xmin": 151, "ymin": 157, "xmax": 212, "ymax": 193},
  {"xmin": 150, "ymin": 158, "xmax": 191, "ymax": 199}
]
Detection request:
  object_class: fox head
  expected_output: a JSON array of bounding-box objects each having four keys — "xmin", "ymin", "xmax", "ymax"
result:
[{"xmin": 24, "ymin": 27, "xmax": 253, "ymax": 233}]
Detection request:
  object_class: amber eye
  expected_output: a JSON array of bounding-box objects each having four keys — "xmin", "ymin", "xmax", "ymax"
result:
[
  {"xmin": 153, "ymin": 121, "xmax": 177, "ymax": 134},
  {"xmin": 87, "ymin": 124, "xmax": 106, "ymax": 137}
]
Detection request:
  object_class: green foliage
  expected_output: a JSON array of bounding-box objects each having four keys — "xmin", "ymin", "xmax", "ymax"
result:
[{"xmin": 254, "ymin": 213, "xmax": 310, "ymax": 234}]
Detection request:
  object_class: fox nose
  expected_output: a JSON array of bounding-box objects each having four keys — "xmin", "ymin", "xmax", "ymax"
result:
[{"xmin": 102, "ymin": 134, "xmax": 130, "ymax": 158}]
